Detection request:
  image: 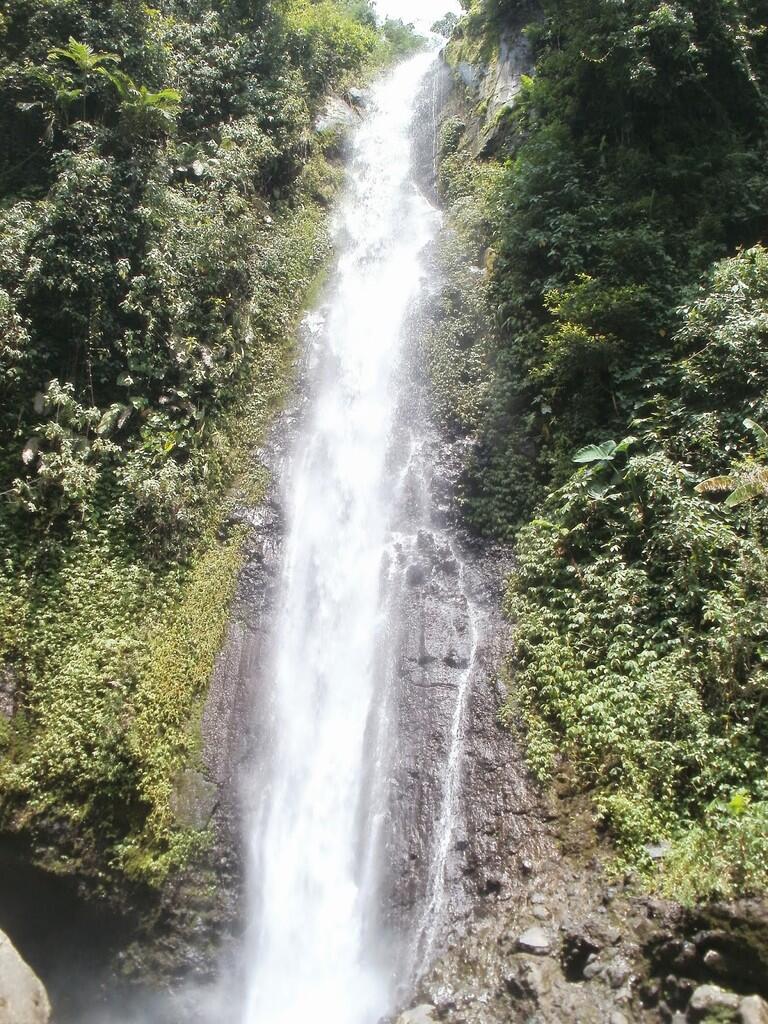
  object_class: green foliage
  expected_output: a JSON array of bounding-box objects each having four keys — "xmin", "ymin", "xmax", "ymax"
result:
[
  {"xmin": 0, "ymin": 0, "xmax": 385, "ymax": 884},
  {"xmin": 698, "ymin": 419, "xmax": 768, "ymax": 507},
  {"xmin": 505, "ymin": 443, "xmax": 768, "ymax": 896},
  {"xmin": 48, "ymin": 36, "xmax": 120, "ymax": 75},
  {"xmin": 417, "ymin": 125, "xmax": 501, "ymax": 438},
  {"xmin": 438, "ymin": 0, "xmax": 768, "ymax": 898},
  {"xmin": 379, "ymin": 18, "xmax": 427, "ymax": 60},
  {"xmin": 464, "ymin": 0, "xmax": 768, "ymax": 532},
  {"xmin": 661, "ymin": 796, "xmax": 768, "ymax": 902},
  {"xmin": 119, "ymin": 527, "xmax": 248, "ymax": 882},
  {"xmin": 438, "ymin": 116, "xmax": 466, "ymax": 158},
  {"xmin": 432, "ymin": 12, "xmax": 460, "ymax": 38},
  {"xmin": 285, "ymin": 0, "xmax": 380, "ymax": 97},
  {"xmin": 0, "ymin": 189, "xmax": 334, "ymax": 883}
]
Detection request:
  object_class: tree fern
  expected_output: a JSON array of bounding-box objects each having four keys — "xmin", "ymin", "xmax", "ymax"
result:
[{"xmin": 48, "ymin": 38, "xmax": 120, "ymax": 75}]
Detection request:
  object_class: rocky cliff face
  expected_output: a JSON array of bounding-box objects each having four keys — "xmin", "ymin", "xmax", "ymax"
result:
[
  {"xmin": 0, "ymin": 929, "xmax": 50, "ymax": 1024},
  {"xmin": 405, "ymin": 802, "xmax": 768, "ymax": 1023},
  {"xmin": 440, "ymin": 3, "xmax": 539, "ymax": 159},
  {"xmin": 193, "ymin": 75, "xmax": 555, "ymax": 1002},
  {"xmin": 195, "ymin": 252, "xmax": 549, "ymax": 987},
  {"xmin": 390, "ymin": 23, "xmax": 768, "ymax": 1024}
]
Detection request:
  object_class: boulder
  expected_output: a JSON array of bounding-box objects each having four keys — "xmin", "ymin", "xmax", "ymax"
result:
[
  {"xmin": 606, "ymin": 956, "xmax": 633, "ymax": 989},
  {"xmin": 688, "ymin": 984, "xmax": 740, "ymax": 1021},
  {"xmin": 516, "ymin": 926, "xmax": 552, "ymax": 955},
  {"xmin": 346, "ymin": 86, "xmax": 368, "ymax": 109},
  {"xmin": 315, "ymin": 95, "xmax": 359, "ymax": 134},
  {"xmin": 704, "ymin": 948, "xmax": 731, "ymax": 977},
  {"xmin": 395, "ymin": 1007, "xmax": 437, "ymax": 1024},
  {"xmin": 645, "ymin": 842, "xmax": 672, "ymax": 861},
  {"xmin": 0, "ymin": 930, "xmax": 50, "ymax": 1024},
  {"xmin": 583, "ymin": 957, "xmax": 604, "ymax": 980},
  {"xmin": 169, "ymin": 769, "xmax": 217, "ymax": 830},
  {"xmin": 740, "ymin": 995, "xmax": 768, "ymax": 1024}
]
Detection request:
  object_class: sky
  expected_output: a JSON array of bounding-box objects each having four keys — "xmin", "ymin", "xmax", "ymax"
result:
[{"xmin": 374, "ymin": 0, "xmax": 462, "ymax": 32}]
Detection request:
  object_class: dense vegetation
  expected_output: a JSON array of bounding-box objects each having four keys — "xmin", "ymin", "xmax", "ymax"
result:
[
  {"xmin": 3, "ymin": 0, "xmax": 765, "ymax": 917},
  {"xmin": 0, "ymin": 0, "xmax": 420, "ymax": 885},
  {"xmin": 434, "ymin": 0, "xmax": 768, "ymax": 899}
]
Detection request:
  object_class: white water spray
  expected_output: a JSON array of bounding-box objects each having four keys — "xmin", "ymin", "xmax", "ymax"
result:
[{"xmin": 240, "ymin": 54, "xmax": 441, "ymax": 1024}]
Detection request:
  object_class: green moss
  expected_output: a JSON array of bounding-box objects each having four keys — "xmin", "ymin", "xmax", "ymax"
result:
[{"xmin": 120, "ymin": 527, "xmax": 247, "ymax": 882}]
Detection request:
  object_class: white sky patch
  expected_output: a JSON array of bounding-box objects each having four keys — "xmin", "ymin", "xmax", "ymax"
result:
[{"xmin": 374, "ymin": 0, "xmax": 462, "ymax": 32}]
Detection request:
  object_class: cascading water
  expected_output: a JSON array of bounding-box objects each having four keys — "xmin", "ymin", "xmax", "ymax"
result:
[{"xmin": 240, "ymin": 53, "xmax": 445, "ymax": 1024}]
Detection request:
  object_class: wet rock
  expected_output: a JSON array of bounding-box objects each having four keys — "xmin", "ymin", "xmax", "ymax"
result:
[
  {"xmin": 587, "ymin": 916, "xmax": 622, "ymax": 948},
  {"xmin": 0, "ymin": 929, "xmax": 51, "ymax": 1023},
  {"xmin": 315, "ymin": 95, "xmax": 359, "ymax": 134},
  {"xmin": 645, "ymin": 842, "xmax": 672, "ymax": 861},
  {"xmin": 696, "ymin": 932, "xmax": 768, "ymax": 993},
  {"xmin": 688, "ymin": 984, "xmax": 740, "ymax": 1021},
  {"xmin": 583, "ymin": 956, "xmax": 604, "ymax": 980},
  {"xmin": 395, "ymin": 1006, "xmax": 437, "ymax": 1024},
  {"xmin": 740, "ymin": 996, "xmax": 768, "ymax": 1024},
  {"xmin": 672, "ymin": 941, "xmax": 700, "ymax": 975},
  {"xmin": 346, "ymin": 86, "xmax": 367, "ymax": 109},
  {"xmin": 686, "ymin": 901, "xmax": 768, "ymax": 992},
  {"xmin": 532, "ymin": 905, "xmax": 549, "ymax": 921},
  {"xmin": 561, "ymin": 916, "xmax": 621, "ymax": 982},
  {"xmin": 503, "ymin": 955, "xmax": 562, "ymax": 1005},
  {"xmin": 516, "ymin": 926, "xmax": 552, "ymax": 955},
  {"xmin": 646, "ymin": 898, "xmax": 680, "ymax": 921},
  {"xmin": 664, "ymin": 975, "xmax": 696, "ymax": 1010},
  {"xmin": 562, "ymin": 929, "xmax": 602, "ymax": 981},
  {"xmin": 606, "ymin": 957, "xmax": 632, "ymax": 989},
  {"xmin": 480, "ymin": 875, "xmax": 503, "ymax": 896},
  {"xmin": 443, "ymin": 651, "xmax": 468, "ymax": 669},
  {"xmin": 639, "ymin": 979, "xmax": 662, "ymax": 1008},
  {"xmin": 704, "ymin": 948, "xmax": 727, "ymax": 975},
  {"xmin": 405, "ymin": 563, "xmax": 427, "ymax": 586}
]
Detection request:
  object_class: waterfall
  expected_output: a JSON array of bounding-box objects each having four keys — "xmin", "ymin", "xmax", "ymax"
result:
[
  {"xmin": 240, "ymin": 53, "xmax": 443, "ymax": 1024},
  {"xmin": 414, "ymin": 548, "xmax": 479, "ymax": 975}
]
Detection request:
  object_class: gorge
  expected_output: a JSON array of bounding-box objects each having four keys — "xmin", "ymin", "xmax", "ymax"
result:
[{"xmin": 0, "ymin": 1, "xmax": 767, "ymax": 1022}]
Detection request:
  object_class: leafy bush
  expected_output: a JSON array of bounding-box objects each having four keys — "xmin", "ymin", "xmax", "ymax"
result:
[
  {"xmin": 461, "ymin": 0, "xmax": 768, "ymax": 532},
  {"xmin": 661, "ymin": 796, "xmax": 768, "ymax": 902},
  {"xmin": 0, "ymin": 0, "xmax": 393, "ymax": 884},
  {"xmin": 438, "ymin": 1, "xmax": 768, "ymax": 898},
  {"xmin": 499, "ymin": 255, "xmax": 768, "ymax": 896},
  {"xmin": 285, "ymin": 0, "xmax": 380, "ymax": 97}
]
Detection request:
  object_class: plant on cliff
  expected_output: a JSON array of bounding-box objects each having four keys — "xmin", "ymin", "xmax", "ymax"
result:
[{"xmin": 434, "ymin": 0, "xmax": 768, "ymax": 898}]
